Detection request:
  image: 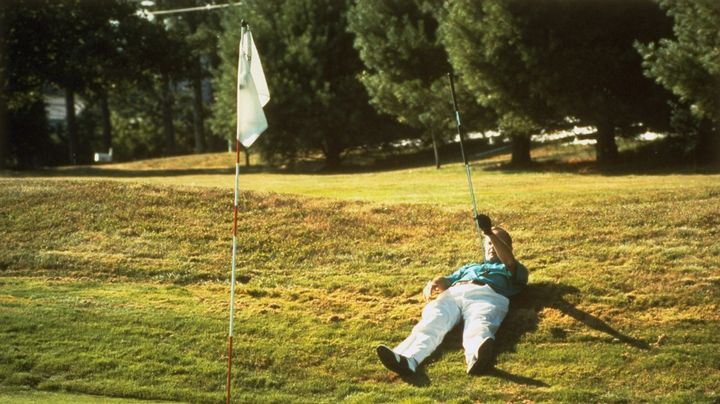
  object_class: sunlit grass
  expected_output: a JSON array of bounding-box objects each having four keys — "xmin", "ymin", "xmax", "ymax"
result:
[
  {"xmin": 1, "ymin": 143, "xmax": 719, "ymax": 403},
  {"xmin": 17, "ymin": 147, "xmax": 719, "ymax": 211},
  {"xmin": 0, "ymin": 386, "xmax": 173, "ymax": 403}
]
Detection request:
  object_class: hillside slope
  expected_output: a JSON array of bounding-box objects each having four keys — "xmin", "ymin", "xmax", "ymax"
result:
[{"xmin": 1, "ymin": 179, "xmax": 718, "ymax": 402}]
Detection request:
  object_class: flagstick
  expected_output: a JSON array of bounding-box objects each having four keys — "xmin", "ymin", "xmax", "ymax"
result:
[
  {"xmin": 227, "ymin": 21, "xmax": 249, "ymax": 404},
  {"xmin": 226, "ymin": 137, "xmax": 241, "ymax": 403}
]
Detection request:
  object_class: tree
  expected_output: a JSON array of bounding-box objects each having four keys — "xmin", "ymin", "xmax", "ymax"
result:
[
  {"xmin": 108, "ymin": 84, "xmax": 172, "ymax": 161},
  {"xmin": 441, "ymin": 0, "xmax": 563, "ymax": 164},
  {"xmin": 132, "ymin": 12, "xmax": 194, "ymax": 157},
  {"xmin": 2, "ymin": 1, "xmax": 64, "ymax": 167},
  {"xmin": 0, "ymin": 1, "xmax": 7, "ymax": 169},
  {"xmin": 85, "ymin": 5, "xmax": 178, "ymax": 155},
  {"xmin": 636, "ymin": 0, "xmax": 720, "ymax": 163},
  {"xmin": 348, "ymin": 0, "xmax": 492, "ymax": 169},
  {"xmin": 1, "ymin": 0, "xmax": 177, "ymax": 166},
  {"xmin": 212, "ymin": 0, "xmax": 399, "ymax": 168},
  {"xmin": 150, "ymin": 0, "xmax": 224, "ymax": 155},
  {"xmin": 517, "ymin": 0, "xmax": 674, "ymax": 164},
  {"xmin": 39, "ymin": 0, "xmax": 144, "ymax": 164},
  {"xmin": 441, "ymin": 0, "xmax": 674, "ymax": 165}
]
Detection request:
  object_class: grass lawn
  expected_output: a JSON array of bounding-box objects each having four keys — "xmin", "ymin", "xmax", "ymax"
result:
[
  {"xmin": 1, "ymin": 148, "xmax": 719, "ymax": 402},
  {"xmin": 0, "ymin": 386, "xmax": 174, "ymax": 403}
]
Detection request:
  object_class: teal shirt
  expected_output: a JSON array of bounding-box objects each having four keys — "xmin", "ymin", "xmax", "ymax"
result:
[{"xmin": 446, "ymin": 260, "xmax": 529, "ymax": 297}]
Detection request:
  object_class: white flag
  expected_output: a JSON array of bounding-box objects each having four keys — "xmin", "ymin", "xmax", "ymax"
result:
[{"xmin": 237, "ymin": 29, "xmax": 270, "ymax": 148}]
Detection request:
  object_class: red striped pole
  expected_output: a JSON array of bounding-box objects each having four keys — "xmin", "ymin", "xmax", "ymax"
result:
[{"xmin": 226, "ymin": 335, "xmax": 233, "ymax": 403}]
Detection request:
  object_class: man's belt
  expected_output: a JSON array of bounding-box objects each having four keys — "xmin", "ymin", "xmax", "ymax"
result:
[{"xmin": 452, "ymin": 280, "xmax": 487, "ymax": 287}]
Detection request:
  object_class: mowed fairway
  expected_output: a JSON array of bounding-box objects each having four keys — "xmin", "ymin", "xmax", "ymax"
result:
[{"xmin": 1, "ymin": 154, "xmax": 719, "ymax": 402}]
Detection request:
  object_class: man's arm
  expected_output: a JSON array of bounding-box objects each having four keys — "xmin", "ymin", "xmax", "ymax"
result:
[
  {"xmin": 476, "ymin": 214, "xmax": 517, "ymax": 277},
  {"xmin": 424, "ymin": 264, "xmax": 468, "ymax": 300},
  {"xmin": 487, "ymin": 229, "xmax": 517, "ymax": 276},
  {"xmin": 422, "ymin": 275, "xmax": 451, "ymax": 301},
  {"xmin": 430, "ymin": 276, "xmax": 451, "ymax": 293}
]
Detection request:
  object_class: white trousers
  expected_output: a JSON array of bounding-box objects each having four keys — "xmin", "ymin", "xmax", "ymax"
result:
[{"xmin": 394, "ymin": 284, "xmax": 510, "ymax": 367}]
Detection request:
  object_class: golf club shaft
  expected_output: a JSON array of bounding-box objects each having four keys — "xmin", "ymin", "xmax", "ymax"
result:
[{"xmin": 448, "ymin": 73, "xmax": 484, "ymax": 249}]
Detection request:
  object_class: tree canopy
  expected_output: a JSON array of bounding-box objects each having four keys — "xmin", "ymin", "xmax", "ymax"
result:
[
  {"xmin": 212, "ymin": 0, "xmax": 401, "ymax": 168},
  {"xmin": 637, "ymin": 0, "xmax": 720, "ymax": 125},
  {"xmin": 1, "ymin": 0, "xmax": 180, "ymax": 167},
  {"xmin": 441, "ymin": 0, "xmax": 562, "ymax": 164},
  {"xmin": 636, "ymin": 0, "xmax": 719, "ymax": 163},
  {"xmin": 441, "ymin": 0, "xmax": 675, "ymax": 164},
  {"xmin": 2, "ymin": 0, "xmax": 717, "ymax": 169},
  {"xmin": 348, "ymin": 0, "xmax": 494, "ymax": 168}
]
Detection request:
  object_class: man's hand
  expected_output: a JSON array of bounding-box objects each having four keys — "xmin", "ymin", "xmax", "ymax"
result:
[
  {"xmin": 475, "ymin": 213, "xmax": 493, "ymax": 235},
  {"xmin": 423, "ymin": 277, "xmax": 450, "ymax": 301}
]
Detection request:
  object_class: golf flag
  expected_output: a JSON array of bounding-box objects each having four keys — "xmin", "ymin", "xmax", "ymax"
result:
[
  {"xmin": 237, "ymin": 28, "xmax": 270, "ymax": 148},
  {"xmin": 228, "ymin": 25, "xmax": 270, "ymax": 403}
]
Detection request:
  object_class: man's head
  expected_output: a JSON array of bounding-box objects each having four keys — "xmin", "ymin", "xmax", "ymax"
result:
[{"xmin": 484, "ymin": 226, "xmax": 512, "ymax": 262}]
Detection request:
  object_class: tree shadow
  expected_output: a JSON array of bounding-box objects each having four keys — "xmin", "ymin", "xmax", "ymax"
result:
[
  {"xmin": 6, "ymin": 138, "xmax": 506, "ymax": 177},
  {"xmin": 420, "ymin": 281, "xmax": 649, "ymax": 386},
  {"xmin": 10, "ymin": 167, "xmax": 234, "ymax": 178},
  {"xmin": 483, "ymin": 154, "xmax": 720, "ymax": 176}
]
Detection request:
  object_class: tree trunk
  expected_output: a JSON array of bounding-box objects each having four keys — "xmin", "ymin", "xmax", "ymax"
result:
[
  {"xmin": 191, "ymin": 58, "xmax": 205, "ymax": 154},
  {"xmin": 322, "ymin": 134, "xmax": 343, "ymax": 170},
  {"xmin": 324, "ymin": 151, "xmax": 341, "ymax": 169},
  {"xmin": 595, "ymin": 124, "xmax": 618, "ymax": 165},
  {"xmin": 0, "ymin": 10, "xmax": 7, "ymax": 169},
  {"xmin": 0, "ymin": 91, "xmax": 7, "ymax": 169},
  {"xmin": 65, "ymin": 86, "xmax": 78, "ymax": 165},
  {"xmin": 511, "ymin": 134, "xmax": 532, "ymax": 165},
  {"xmin": 99, "ymin": 91, "xmax": 112, "ymax": 152},
  {"xmin": 162, "ymin": 72, "xmax": 176, "ymax": 156},
  {"xmin": 695, "ymin": 123, "xmax": 719, "ymax": 165},
  {"xmin": 244, "ymin": 146, "xmax": 250, "ymax": 167},
  {"xmin": 430, "ymin": 131, "xmax": 441, "ymax": 169}
]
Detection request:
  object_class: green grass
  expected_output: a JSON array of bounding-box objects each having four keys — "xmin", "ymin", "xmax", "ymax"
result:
[
  {"xmin": 1, "ymin": 151, "xmax": 719, "ymax": 402},
  {"xmin": 0, "ymin": 386, "xmax": 174, "ymax": 403}
]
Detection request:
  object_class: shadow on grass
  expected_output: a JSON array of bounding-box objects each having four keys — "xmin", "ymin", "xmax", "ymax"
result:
[
  {"xmin": 5, "ymin": 136, "xmax": 717, "ymax": 178},
  {"xmin": 507, "ymin": 281, "xmax": 650, "ymax": 350},
  {"xmin": 419, "ymin": 281, "xmax": 649, "ymax": 386},
  {"xmin": 397, "ymin": 370, "xmax": 431, "ymax": 387},
  {"xmin": 19, "ymin": 167, "xmax": 238, "ymax": 178},
  {"xmin": 484, "ymin": 140, "xmax": 720, "ymax": 176},
  {"xmin": 484, "ymin": 160, "xmax": 720, "ymax": 176},
  {"xmin": 4, "ymin": 139, "xmax": 508, "ymax": 178}
]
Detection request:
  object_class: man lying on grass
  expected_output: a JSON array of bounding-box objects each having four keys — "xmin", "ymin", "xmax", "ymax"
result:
[{"xmin": 377, "ymin": 214, "xmax": 529, "ymax": 376}]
